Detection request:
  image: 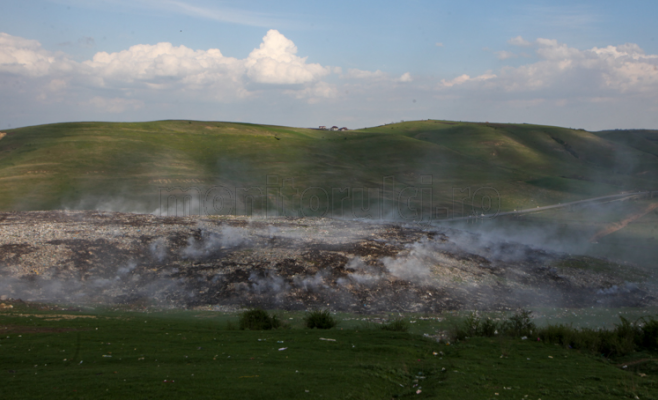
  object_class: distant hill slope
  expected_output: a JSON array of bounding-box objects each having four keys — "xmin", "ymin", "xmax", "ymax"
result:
[{"xmin": 0, "ymin": 120, "xmax": 656, "ymax": 215}]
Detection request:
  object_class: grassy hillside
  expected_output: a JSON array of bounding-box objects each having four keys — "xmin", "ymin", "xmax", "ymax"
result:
[{"xmin": 0, "ymin": 120, "xmax": 656, "ymax": 215}]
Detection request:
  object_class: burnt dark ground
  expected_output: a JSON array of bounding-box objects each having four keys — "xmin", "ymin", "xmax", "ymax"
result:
[{"xmin": 0, "ymin": 211, "xmax": 654, "ymax": 312}]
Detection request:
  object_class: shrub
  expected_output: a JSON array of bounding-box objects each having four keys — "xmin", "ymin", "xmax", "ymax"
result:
[
  {"xmin": 639, "ymin": 317, "xmax": 658, "ymax": 350},
  {"xmin": 239, "ymin": 309, "xmax": 280, "ymax": 330},
  {"xmin": 479, "ymin": 318, "xmax": 499, "ymax": 337},
  {"xmin": 304, "ymin": 310, "xmax": 337, "ymax": 329},
  {"xmin": 448, "ymin": 312, "xmax": 499, "ymax": 340},
  {"xmin": 502, "ymin": 309, "xmax": 536, "ymax": 337},
  {"xmin": 381, "ymin": 318, "xmax": 409, "ymax": 332}
]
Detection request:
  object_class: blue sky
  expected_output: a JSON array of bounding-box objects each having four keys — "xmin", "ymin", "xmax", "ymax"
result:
[{"xmin": 1, "ymin": 0, "xmax": 658, "ymax": 130}]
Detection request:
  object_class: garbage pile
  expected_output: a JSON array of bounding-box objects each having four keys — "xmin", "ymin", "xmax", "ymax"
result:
[{"xmin": 0, "ymin": 211, "xmax": 653, "ymax": 311}]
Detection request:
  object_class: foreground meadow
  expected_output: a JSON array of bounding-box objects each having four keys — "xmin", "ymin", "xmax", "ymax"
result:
[{"xmin": 2, "ymin": 302, "xmax": 658, "ymax": 399}]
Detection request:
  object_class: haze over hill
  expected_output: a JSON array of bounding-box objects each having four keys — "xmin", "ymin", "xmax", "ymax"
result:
[{"xmin": 0, "ymin": 119, "xmax": 656, "ymax": 217}]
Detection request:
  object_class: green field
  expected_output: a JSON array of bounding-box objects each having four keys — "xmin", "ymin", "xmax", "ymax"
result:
[
  {"xmin": 0, "ymin": 119, "xmax": 656, "ymax": 215},
  {"xmin": 2, "ymin": 303, "xmax": 658, "ymax": 399}
]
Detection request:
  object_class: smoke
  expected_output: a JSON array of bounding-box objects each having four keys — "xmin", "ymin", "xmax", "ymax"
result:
[
  {"xmin": 0, "ymin": 260, "xmax": 182, "ymax": 305},
  {"xmin": 180, "ymin": 226, "xmax": 248, "ymax": 259},
  {"xmin": 1, "ymin": 209, "xmax": 653, "ymax": 311},
  {"xmin": 596, "ymin": 282, "xmax": 640, "ymax": 296},
  {"xmin": 249, "ymin": 272, "xmax": 290, "ymax": 295},
  {"xmin": 382, "ymin": 242, "xmax": 433, "ymax": 284},
  {"xmin": 149, "ymin": 238, "xmax": 168, "ymax": 262},
  {"xmin": 294, "ymin": 271, "xmax": 328, "ymax": 292}
]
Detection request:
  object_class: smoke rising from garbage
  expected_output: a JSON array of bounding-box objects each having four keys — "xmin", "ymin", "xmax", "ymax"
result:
[{"xmin": 0, "ymin": 211, "xmax": 653, "ymax": 312}]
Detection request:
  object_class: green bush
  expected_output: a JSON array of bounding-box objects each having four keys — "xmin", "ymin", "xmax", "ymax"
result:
[
  {"xmin": 448, "ymin": 310, "xmax": 658, "ymax": 357},
  {"xmin": 638, "ymin": 317, "xmax": 658, "ymax": 350},
  {"xmin": 304, "ymin": 310, "xmax": 338, "ymax": 329},
  {"xmin": 239, "ymin": 309, "xmax": 280, "ymax": 330},
  {"xmin": 449, "ymin": 312, "xmax": 499, "ymax": 340},
  {"xmin": 304, "ymin": 310, "xmax": 337, "ymax": 329},
  {"xmin": 479, "ymin": 318, "xmax": 499, "ymax": 337},
  {"xmin": 380, "ymin": 318, "xmax": 409, "ymax": 332}
]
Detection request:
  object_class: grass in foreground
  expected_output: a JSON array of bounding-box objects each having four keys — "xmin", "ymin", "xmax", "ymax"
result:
[{"xmin": 1, "ymin": 303, "xmax": 658, "ymax": 399}]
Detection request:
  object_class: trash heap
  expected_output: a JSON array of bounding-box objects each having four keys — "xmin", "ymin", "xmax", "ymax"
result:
[{"xmin": 0, "ymin": 211, "xmax": 653, "ymax": 311}]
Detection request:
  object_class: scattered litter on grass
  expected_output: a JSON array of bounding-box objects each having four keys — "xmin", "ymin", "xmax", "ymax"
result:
[
  {"xmin": 319, "ymin": 338, "xmax": 336, "ymax": 342},
  {"xmin": 278, "ymin": 347, "xmax": 287, "ymax": 351},
  {"xmin": 521, "ymin": 336, "xmax": 527, "ymax": 340},
  {"xmin": 239, "ymin": 375, "xmax": 259, "ymax": 378},
  {"xmin": 102, "ymin": 355, "xmax": 112, "ymax": 358}
]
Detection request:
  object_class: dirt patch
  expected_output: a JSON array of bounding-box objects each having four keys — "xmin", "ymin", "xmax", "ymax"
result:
[{"xmin": 590, "ymin": 203, "xmax": 658, "ymax": 242}]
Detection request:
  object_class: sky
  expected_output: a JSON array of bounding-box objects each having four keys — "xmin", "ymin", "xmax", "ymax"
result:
[{"xmin": 1, "ymin": 0, "xmax": 658, "ymax": 130}]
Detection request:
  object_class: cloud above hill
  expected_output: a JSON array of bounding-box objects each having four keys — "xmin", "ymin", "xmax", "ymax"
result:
[
  {"xmin": 1, "ymin": 30, "xmax": 658, "ymax": 129},
  {"xmin": 0, "ymin": 29, "xmax": 332, "ymax": 104},
  {"xmin": 439, "ymin": 37, "xmax": 658, "ymax": 96}
]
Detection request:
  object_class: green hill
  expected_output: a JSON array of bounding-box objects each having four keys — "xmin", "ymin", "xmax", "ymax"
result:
[{"xmin": 0, "ymin": 120, "xmax": 656, "ymax": 216}]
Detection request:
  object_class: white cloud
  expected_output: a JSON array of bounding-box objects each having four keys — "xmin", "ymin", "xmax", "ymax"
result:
[
  {"xmin": 244, "ymin": 30, "xmax": 330, "ymax": 84},
  {"xmin": 440, "ymin": 73, "xmax": 496, "ymax": 88},
  {"xmin": 441, "ymin": 39, "xmax": 658, "ymax": 96},
  {"xmin": 341, "ymin": 68, "xmax": 388, "ymax": 80},
  {"xmin": 0, "ymin": 32, "xmax": 75, "ymax": 77},
  {"xmin": 398, "ymin": 72, "xmax": 412, "ymax": 82},
  {"xmin": 1, "ymin": 29, "xmax": 336, "ymax": 108},
  {"xmin": 3, "ymin": 29, "xmax": 658, "ymax": 130},
  {"xmin": 508, "ymin": 36, "xmax": 532, "ymax": 47},
  {"xmin": 83, "ymin": 42, "xmax": 243, "ymax": 89},
  {"xmin": 495, "ymin": 50, "xmax": 518, "ymax": 60}
]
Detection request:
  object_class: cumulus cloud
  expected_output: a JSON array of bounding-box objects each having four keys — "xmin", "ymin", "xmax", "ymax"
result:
[
  {"xmin": 440, "ymin": 38, "xmax": 658, "ymax": 97},
  {"xmin": 0, "ymin": 32, "xmax": 75, "ymax": 77},
  {"xmin": 508, "ymin": 36, "xmax": 532, "ymax": 47},
  {"xmin": 244, "ymin": 29, "xmax": 330, "ymax": 84},
  {"xmin": 0, "ymin": 29, "xmax": 333, "ymax": 110}
]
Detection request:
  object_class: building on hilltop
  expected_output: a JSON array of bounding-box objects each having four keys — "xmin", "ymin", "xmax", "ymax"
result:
[
  {"xmin": 339, "ymin": 127, "xmax": 348, "ymax": 131},
  {"xmin": 319, "ymin": 126, "xmax": 326, "ymax": 130},
  {"xmin": 330, "ymin": 126, "xmax": 339, "ymax": 131}
]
